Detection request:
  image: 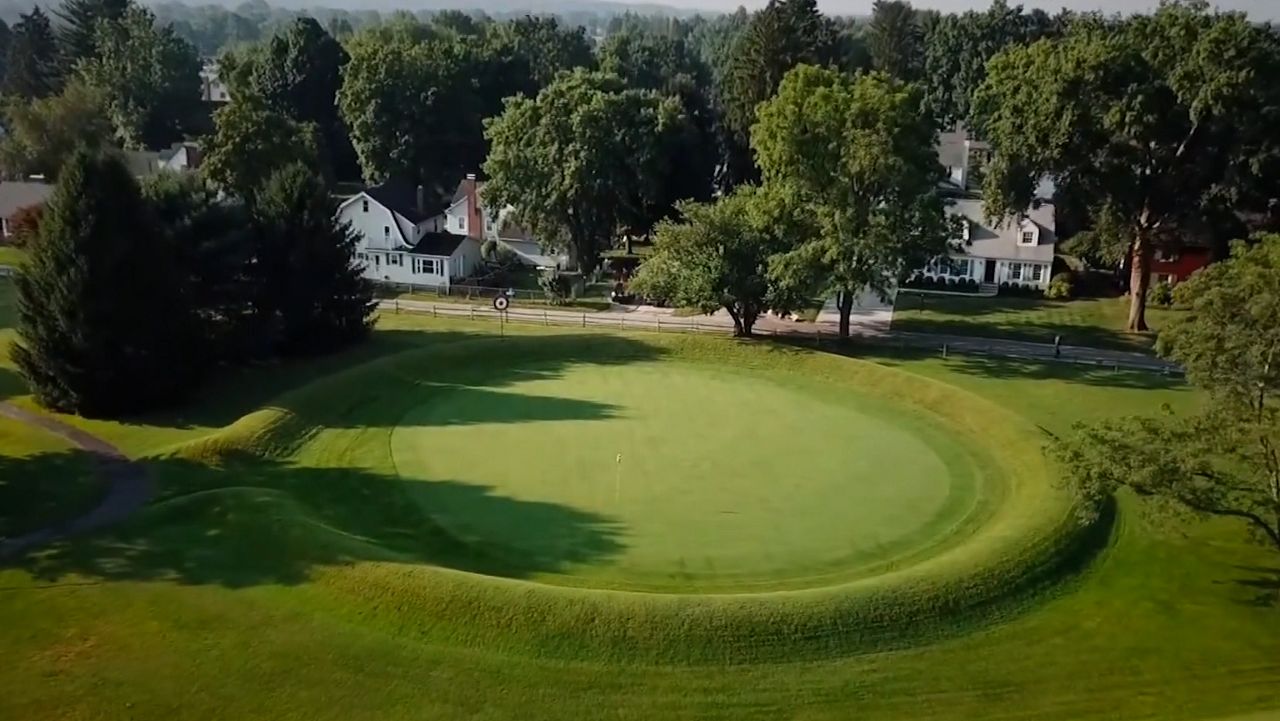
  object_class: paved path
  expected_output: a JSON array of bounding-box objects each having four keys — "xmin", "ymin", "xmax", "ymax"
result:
[
  {"xmin": 378, "ymin": 298, "xmax": 1181, "ymax": 374},
  {"xmin": 0, "ymin": 402, "xmax": 152, "ymax": 560}
]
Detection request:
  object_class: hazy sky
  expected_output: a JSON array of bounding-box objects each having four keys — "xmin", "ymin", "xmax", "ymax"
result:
[{"xmin": 675, "ymin": 0, "xmax": 1278, "ymax": 19}]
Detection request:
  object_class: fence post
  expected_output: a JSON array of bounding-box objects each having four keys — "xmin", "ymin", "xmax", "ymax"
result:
[
  {"xmin": 582, "ymin": 313, "xmax": 586, "ymax": 328},
  {"xmin": 942, "ymin": 343, "xmax": 948, "ymax": 358},
  {"xmin": 657, "ymin": 318, "xmax": 661, "ymax": 333},
  {"xmin": 432, "ymin": 304, "xmax": 436, "ymax": 318},
  {"xmin": 470, "ymin": 306, "xmax": 475, "ymax": 321},
  {"xmin": 815, "ymin": 328, "xmax": 821, "ymax": 347},
  {"xmin": 544, "ymin": 310, "xmax": 549, "ymax": 326},
  {"xmin": 395, "ymin": 299, "xmax": 400, "ymax": 314}
]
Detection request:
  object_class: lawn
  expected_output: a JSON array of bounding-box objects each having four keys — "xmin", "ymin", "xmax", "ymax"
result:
[
  {"xmin": 0, "ymin": 245, "xmax": 25, "ymax": 267},
  {"xmin": 0, "ymin": 289, "xmax": 1277, "ymax": 721},
  {"xmin": 892, "ymin": 292, "xmax": 1184, "ymax": 352}
]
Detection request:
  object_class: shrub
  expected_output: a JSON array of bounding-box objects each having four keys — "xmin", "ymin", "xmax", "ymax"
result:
[
  {"xmin": 1147, "ymin": 280, "xmax": 1174, "ymax": 307},
  {"xmin": 999, "ymin": 281, "xmax": 1011, "ymax": 293},
  {"xmin": 946, "ymin": 276, "xmax": 958, "ymax": 287},
  {"xmin": 1046, "ymin": 272, "xmax": 1075, "ymax": 300},
  {"xmin": 539, "ymin": 267, "xmax": 573, "ymax": 305},
  {"xmin": 6, "ymin": 204, "xmax": 43, "ymax": 248}
]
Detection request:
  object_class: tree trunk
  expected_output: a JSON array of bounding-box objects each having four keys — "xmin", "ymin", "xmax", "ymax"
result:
[
  {"xmin": 624, "ymin": 235, "xmax": 633, "ymax": 256},
  {"xmin": 1127, "ymin": 233, "xmax": 1152, "ymax": 332},
  {"xmin": 725, "ymin": 304, "xmax": 747, "ymax": 337},
  {"xmin": 836, "ymin": 289, "xmax": 854, "ymax": 339}
]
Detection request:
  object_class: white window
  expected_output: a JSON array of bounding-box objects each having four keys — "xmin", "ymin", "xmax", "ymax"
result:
[
  {"xmin": 413, "ymin": 257, "xmax": 441, "ymax": 275},
  {"xmin": 960, "ymin": 219, "xmax": 971, "ymax": 242},
  {"xmin": 1008, "ymin": 262, "xmax": 1023, "ymax": 281},
  {"xmin": 1020, "ymin": 231, "xmax": 1035, "ymax": 246},
  {"xmin": 1154, "ymin": 273, "xmax": 1172, "ymax": 285},
  {"xmin": 1155, "ymin": 249, "xmax": 1178, "ymax": 262},
  {"xmin": 362, "ymin": 199, "xmax": 369, "ymax": 213},
  {"xmin": 389, "ymin": 253, "xmax": 402, "ymax": 267},
  {"xmin": 1030, "ymin": 264, "xmax": 1045, "ymax": 282},
  {"xmin": 946, "ymin": 258, "xmax": 970, "ymax": 277},
  {"xmin": 455, "ymin": 216, "xmax": 465, "ymax": 231},
  {"xmin": 383, "ymin": 226, "xmax": 390, "ymax": 241}
]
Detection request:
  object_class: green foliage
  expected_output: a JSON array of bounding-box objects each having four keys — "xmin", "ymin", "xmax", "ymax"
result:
[
  {"xmin": 480, "ymin": 238, "xmax": 520, "ymax": 270},
  {"xmin": 1146, "ymin": 280, "xmax": 1173, "ymax": 307},
  {"xmin": 248, "ymin": 163, "xmax": 375, "ymax": 357},
  {"xmin": 221, "ymin": 18, "xmax": 353, "ymax": 178},
  {"xmin": 630, "ymin": 186, "xmax": 807, "ymax": 336},
  {"xmin": 76, "ymin": 6, "xmax": 201, "ymax": 148},
  {"xmin": 482, "ymin": 70, "xmax": 672, "ymax": 273},
  {"xmin": 4, "ymin": 204, "xmax": 42, "ymax": 249},
  {"xmin": 753, "ymin": 65, "xmax": 953, "ymax": 336},
  {"xmin": 0, "ymin": 78, "xmax": 112, "ymax": 180},
  {"xmin": 867, "ymin": 0, "xmax": 922, "ymax": 81},
  {"xmin": 1058, "ymin": 236, "xmax": 1280, "ymax": 552},
  {"xmin": 55, "ymin": 0, "xmax": 130, "ymax": 70},
  {"xmin": 921, "ymin": 0, "xmax": 1058, "ymax": 126},
  {"xmin": 140, "ymin": 172, "xmax": 256, "ymax": 363},
  {"xmin": 2, "ymin": 8, "xmax": 60, "ymax": 100},
  {"xmin": 202, "ymin": 100, "xmax": 325, "ymax": 200},
  {"xmin": 537, "ymin": 267, "xmax": 572, "ymax": 305},
  {"xmin": 485, "ymin": 15, "xmax": 594, "ymax": 88},
  {"xmin": 972, "ymin": 1, "xmax": 1280, "ymax": 331},
  {"xmin": 1045, "ymin": 271, "xmax": 1076, "ymax": 300},
  {"xmin": 721, "ymin": 0, "xmax": 833, "ymax": 188},
  {"xmin": 11, "ymin": 151, "xmax": 199, "ymax": 415}
]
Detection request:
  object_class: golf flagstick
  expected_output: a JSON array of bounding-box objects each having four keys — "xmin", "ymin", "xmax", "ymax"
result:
[{"xmin": 615, "ymin": 453, "xmax": 622, "ymax": 503}]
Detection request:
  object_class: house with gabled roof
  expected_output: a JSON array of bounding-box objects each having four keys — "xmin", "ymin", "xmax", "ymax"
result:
[
  {"xmin": 921, "ymin": 198, "xmax": 1057, "ymax": 291},
  {"xmin": 335, "ymin": 177, "xmax": 483, "ymax": 288}
]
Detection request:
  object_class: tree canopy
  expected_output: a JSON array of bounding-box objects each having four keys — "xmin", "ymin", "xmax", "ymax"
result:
[
  {"xmin": 2, "ymin": 8, "xmax": 60, "ymax": 101},
  {"xmin": 630, "ymin": 186, "xmax": 809, "ymax": 337},
  {"xmin": 56, "ymin": 0, "xmax": 130, "ymax": 70},
  {"xmin": 482, "ymin": 70, "xmax": 675, "ymax": 273},
  {"xmin": 202, "ymin": 100, "xmax": 325, "ymax": 201},
  {"xmin": 971, "ymin": 0, "xmax": 1280, "ymax": 331},
  {"xmin": 0, "ymin": 79, "xmax": 112, "ymax": 180},
  {"xmin": 753, "ymin": 65, "xmax": 953, "ymax": 337},
  {"xmin": 867, "ymin": 0, "xmax": 922, "ymax": 81},
  {"xmin": 1056, "ymin": 236, "xmax": 1280, "ymax": 553},
  {"xmin": 76, "ymin": 5, "xmax": 201, "ymax": 148}
]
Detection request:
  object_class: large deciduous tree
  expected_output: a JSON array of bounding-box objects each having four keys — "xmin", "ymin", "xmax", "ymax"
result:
[
  {"xmin": 338, "ymin": 32, "xmax": 480, "ymax": 186},
  {"xmin": 0, "ymin": 79, "xmax": 112, "ymax": 180},
  {"xmin": 249, "ymin": 163, "xmax": 375, "ymax": 357},
  {"xmin": 630, "ymin": 186, "xmax": 808, "ymax": 337},
  {"xmin": 221, "ymin": 18, "xmax": 353, "ymax": 179},
  {"xmin": 1055, "ymin": 236, "xmax": 1280, "ymax": 554},
  {"xmin": 721, "ymin": 0, "xmax": 833, "ymax": 189},
  {"xmin": 2, "ymin": 8, "xmax": 60, "ymax": 101},
  {"xmin": 753, "ymin": 65, "xmax": 954, "ymax": 338},
  {"xmin": 56, "ymin": 0, "xmax": 130, "ymax": 70},
  {"xmin": 12, "ymin": 151, "xmax": 198, "ymax": 416},
  {"xmin": 77, "ymin": 6, "xmax": 201, "ymax": 148},
  {"xmin": 203, "ymin": 100, "xmax": 324, "ymax": 200},
  {"xmin": 971, "ymin": 1, "xmax": 1280, "ymax": 331},
  {"xmin": 921, "ymin": 0, "xmax": 1059, "ymax": 127},
  {"xmin": 867, "ymin": 0, "xmax": 922, "ymax": 81},
  {"xmin": 482, "ymin": 70, "xmax": 674, "ymax": 273}
]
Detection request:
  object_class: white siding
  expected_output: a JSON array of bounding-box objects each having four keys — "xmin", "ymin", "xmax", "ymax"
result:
[
  {"xmin": 444, "ymin": 200, "xmax": 470, "ymax": 236},
  {"xmin": 447, "ymin": 238, "xmax": 483, "ymax": 279},
  {"xmin": 355, "ymin": 249, "xmax": 450, "ymax": 287},
  {"xmin": 338, "ymin": 195, "xmax": 411, "ymax": 252}
]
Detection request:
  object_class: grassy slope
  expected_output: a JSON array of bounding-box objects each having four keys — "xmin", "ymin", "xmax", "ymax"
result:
[
  {"xmin": 0, "ymin": 306, "xmax": 1276, "ymax": 720},
  {"xmin": 0, "ymin": 245, "xmax": 25, "ymax": 267},
  {"xmin": 0, "ymin": 418, "xmax": 100, "ymax": 539},
  {"xmin": 892, "ymin": 293, "xmax": 1183, "ymax": 352}
]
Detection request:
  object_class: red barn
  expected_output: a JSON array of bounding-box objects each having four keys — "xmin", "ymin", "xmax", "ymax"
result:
[{"xmin": 1149, "ymin": 245, "xmax": 1213, "ymax": 285}]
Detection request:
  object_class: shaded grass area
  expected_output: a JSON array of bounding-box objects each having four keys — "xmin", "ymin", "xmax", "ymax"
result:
[
  {"xmin": 892, "ymin": 292, "xmax": 1183, "ymax": 352},
  {"xmin": 0, "ymin": 313, "xmax": 1277, "ymax": 721},
  {"xmin": 0, "ymin": 418, "xmax": 99, "ymax": 540}
]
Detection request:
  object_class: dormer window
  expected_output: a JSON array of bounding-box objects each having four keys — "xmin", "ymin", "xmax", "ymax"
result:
[
  {"xmin": 1020, "ymin": 231, "xmax": 1035, "ymax": 245},
  {"xmin": 1018, "ymin": 218, "xmax": 1039, "ymax": 246},
  {"xmin": 961, "ymin": 219, "xmax": 972, "ymax": 243},
  {"xmin": 362, "ymin": 199, "xmax": 369, "ymax": 213}
]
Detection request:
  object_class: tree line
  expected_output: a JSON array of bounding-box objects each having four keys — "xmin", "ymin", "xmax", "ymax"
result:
[{"xmin": 13, "ymin": 150, "xmax": 374, "ymax": 417}]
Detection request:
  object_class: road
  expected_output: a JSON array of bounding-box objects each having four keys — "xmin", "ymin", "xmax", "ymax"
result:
[{"xmin": 377, "ymin": 298, "xmax": 1181, "ymax": 374}]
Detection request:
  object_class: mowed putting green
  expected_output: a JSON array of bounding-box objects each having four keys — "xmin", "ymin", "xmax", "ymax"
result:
[{"xmin": 390, "ymin": 362, "xmax": 987, "ymax": 592}]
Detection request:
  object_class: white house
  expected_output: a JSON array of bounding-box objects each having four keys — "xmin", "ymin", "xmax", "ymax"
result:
[
  {"xmin": 920, "ymin": 198, "xmax": 1057, "ymax": 290},
  {"xmin": 336, "ymin": 178, "xmax": 483, "ymax": 288},
  {"xmin": 200, "ymin": 61, "xmax": 230, "ymax": 103}
]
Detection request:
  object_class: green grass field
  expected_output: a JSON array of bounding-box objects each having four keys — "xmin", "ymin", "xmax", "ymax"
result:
[
  {"xmin": 0, "ymin": 281, "xmax": 1277, "ymax": 721},
  {"xmin": 0, "ymin": 245, "xmax": 25, "ymax": 267},
  {"xmin": 892, "ymin": 292, "xmax": 1183, "ymax": 352}
]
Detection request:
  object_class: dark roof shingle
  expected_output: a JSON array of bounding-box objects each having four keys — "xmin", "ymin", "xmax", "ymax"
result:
[{"xmin": 409, "ymin": 232, "xmax": 467, "ymax": 257}]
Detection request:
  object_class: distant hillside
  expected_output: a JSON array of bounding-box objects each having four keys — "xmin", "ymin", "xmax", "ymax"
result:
[{"xmin": 147, "ymin": 0, "xmax": 714, "ymax": 17}]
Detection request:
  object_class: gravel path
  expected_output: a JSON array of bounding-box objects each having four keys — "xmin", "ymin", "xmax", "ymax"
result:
[{"xmin": 0, "ymin": 402, "xmax": 152, "ymax": 560}]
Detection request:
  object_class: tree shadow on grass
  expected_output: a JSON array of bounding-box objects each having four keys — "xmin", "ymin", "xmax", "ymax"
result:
[
  {"xmin": 796, "ymin": 342, "xmax": 1186, "ymax": 391},
  {"xmin": 0, "ymin": 365, "xmax": 26, "ymax": 401},
  {"xmin": 98, "ymin": 330, "xmax": 664, "ymax": 432},
  {"xmin": 1227, "ymin": 565, "xmax": 1280, "ymax": 608},
  {"xmin": 3, "ymin": 451, "xmax": 627, "ymax": 589}
]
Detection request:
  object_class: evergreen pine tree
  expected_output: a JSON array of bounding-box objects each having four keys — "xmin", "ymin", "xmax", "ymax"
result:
[
  {"xmin": 249, "ymin": 163, "xmax": 374, "ymax": 356},
  {"xmin": 12, "ymin": 150, "xmax": 200, "ymax": 416},
  {"xmin": 2, "ymin": 8, "xmax": 61, "ymax": 100},
  {"xmin": 55, "ymin": 0, "xmax": 130, "ymax": 69}
]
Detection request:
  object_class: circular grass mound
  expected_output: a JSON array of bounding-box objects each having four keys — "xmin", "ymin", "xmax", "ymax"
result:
[
  {"xmin": 389, "ymin": 361, "xmax": 990, "ymax": 593},
  {"xmin": 159, "ymin": 332, "xmax": 1093, "ymax": 664}
]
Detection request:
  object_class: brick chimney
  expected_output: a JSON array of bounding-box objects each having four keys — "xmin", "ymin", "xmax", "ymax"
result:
[
  {"xmin": 464, "ymin": 173, "xmax": 482, "ymax": 238},
  {"xmin": 415, "ymin": 184, "xmax": 425, "ymax": 214}
]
